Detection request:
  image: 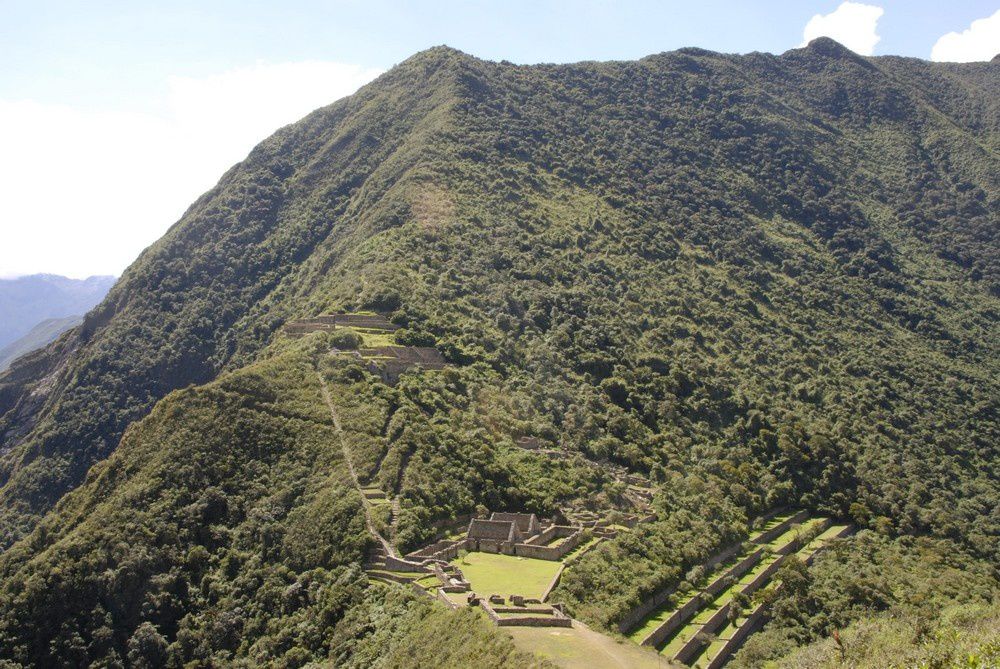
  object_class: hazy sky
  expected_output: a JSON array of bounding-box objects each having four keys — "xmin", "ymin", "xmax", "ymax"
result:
[{"xmin": 1, "ymin": 0, "xmax": 997, "ymax": 278}]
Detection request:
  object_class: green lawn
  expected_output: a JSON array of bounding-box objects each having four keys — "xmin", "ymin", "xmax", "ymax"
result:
[
  {"xmin": 451, "ymin": 552, "xmax": 563, "ymax": 599},
  {"xmin": 355, "ymin": 329, "xmax": 397, "ymax": 347},
  {"xmin": 508, "ymin": 623, "xmax": 664, "ymax": 669}
]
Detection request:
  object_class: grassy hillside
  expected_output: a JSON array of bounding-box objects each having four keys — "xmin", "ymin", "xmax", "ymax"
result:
[
  {"xmin": 0, "ymin": 40, "xmax": 996, "ymax": 665},
  {"xmin": 0, "ymin": 338, "xmax": 549, "ymax": 667}
]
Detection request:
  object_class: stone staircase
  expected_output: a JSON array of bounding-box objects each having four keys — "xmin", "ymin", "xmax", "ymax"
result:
[{"xmin": 390, "ymin": 497, "xmax": 402, "ymax": 542}]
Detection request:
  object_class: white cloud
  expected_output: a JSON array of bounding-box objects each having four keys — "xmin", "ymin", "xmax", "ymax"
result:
[
  {"xmin": 0, "ymin": 61, "xmax": 383, "ymax": 278},
  {"xmin": 931, "ymin": 9, "xmax": 1000, "ymax": 62},
  {"xmin": 800, "ymin": 2, "xmax": 884, "ymax": 56}
]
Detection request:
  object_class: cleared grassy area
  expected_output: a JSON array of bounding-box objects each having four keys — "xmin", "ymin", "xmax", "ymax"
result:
[
  {"xmin": 508, "ymin": 623, "xmax": 664, "ymax": 669},
  {"xmin": 355, "ymin": 329, "xmax": 397, "ymax": 347},
  {"xmin": 452, "ymin": 552, "xmax": 563, "ymax": 599}
]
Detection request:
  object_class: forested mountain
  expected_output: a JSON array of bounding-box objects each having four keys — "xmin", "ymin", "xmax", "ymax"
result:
[
  {"xmin": 0, "ymin": 39, "xmax": 996, "ymax": 667},
  {"xmin": 0, "ymin": 274, "xmax": 114, "ymax": 349}
]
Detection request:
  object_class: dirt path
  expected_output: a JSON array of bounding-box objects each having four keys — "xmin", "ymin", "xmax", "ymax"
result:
[{"xmin": 317, "ymin": 372, "xmax": 396, "ymax": 558}]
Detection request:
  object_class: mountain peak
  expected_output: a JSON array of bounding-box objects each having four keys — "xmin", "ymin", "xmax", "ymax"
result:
[{"xmin": 803, "ymin": 36, "xmax": 866, "ymax": 60}]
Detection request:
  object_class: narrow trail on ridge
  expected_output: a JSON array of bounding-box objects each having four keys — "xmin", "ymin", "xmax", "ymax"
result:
[{"xmin": 317, "ymin": 372, "xmax": 397, "ymax": 559}]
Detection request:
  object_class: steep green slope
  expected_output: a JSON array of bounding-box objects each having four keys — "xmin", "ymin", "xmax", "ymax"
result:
[
  {"xmin": 0, "ymin": 40, "xmax": 997, "ymax": 665},
  {"xmin": 0, "ymin": 338, "xmax": 548, "ymax": 667},
  {"xmin": 0, "ymin": 50, "xmax": 467, "ymax": 545}
]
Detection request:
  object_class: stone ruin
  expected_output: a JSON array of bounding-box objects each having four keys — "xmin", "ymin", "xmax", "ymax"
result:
[
  {"xmin": 281, "ymin": 312, "xmax": 399, "ymax": 338},
  {"xmin": 465, "ymin": 512, "xmax": 584, "ymax": 561}
]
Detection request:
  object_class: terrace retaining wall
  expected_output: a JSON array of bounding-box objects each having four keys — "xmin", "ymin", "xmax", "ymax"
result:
[
  {"xmin": 742, "ymin": 554, "xmax": 789, "ymax": 597},
  {"xmin": 618, "ymin": 538, "xmax": 745, "ymax": 633},
  {"xmin": 640, "ymin": 547, "xmax": 764, "ymax": 647},
  {"xmin": 541, "ymin": 564, "xmax": 566, "ymax": 603},
  {"xmin": 673, "ymin": 597, "xmax": 738, "ymax": 665},
  {"xmin": 640, "ymin": 593, "xmax": 705, "ymax": 648},
  {"xmin": 704, "ymin": 603, "xmax": 768, "ymax": 669},
  {"xmin": 436, "ymin": 589, "xmax": 460, "ymax": 610},
  {"xmin": 752, "ymin": 510, "xmax": 809, "ymax": 546}
]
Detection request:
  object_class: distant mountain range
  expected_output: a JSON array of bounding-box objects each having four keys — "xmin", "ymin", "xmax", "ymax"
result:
[
  {"xmin": 0, "ymin": 315, "xmax": 82, "ymax": 372},
  {"xmin": 0, "ymin": 274, "xmax": 115, "ymax": 366}
]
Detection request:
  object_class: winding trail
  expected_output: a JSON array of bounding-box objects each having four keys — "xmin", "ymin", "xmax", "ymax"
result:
[{"xmin": 317, "ymin": 372, "xmax": 396, "ymax": 558}]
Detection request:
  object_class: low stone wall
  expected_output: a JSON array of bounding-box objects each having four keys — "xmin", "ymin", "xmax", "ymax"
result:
[
  {"xmin": 777, "ymin": 518, "xmax": 831, "ymax": 555},
  {"xmin": 541, "ymin": 564, "xmax": 566, "ymax": 603},
  {"xmin": 410, "ymin": 582, "xmax": 434, "ymax": 599},
  {"xmin": 472, "ymin": 538, "xmax": 516, "ymax": 555},
  {"xmin": 369, "ymin": 571, "xmax": 418, "ymax": 585},
  {"xmin": 742, "ymin": 554, "xmax": 789, "ymax": 597},
  {"xmin": 497, "ymin": 614, "xmax": 573, "ymax": 628},
  {"xmin": 704, "ymin": 548, "xmax": 764, "ymax": 598},
  {"xmin": 436, "ymin": 589, "xmax": 460, "ymax": 610},
  {"xmin": 384, "ymin": 555, "xmax": 431, "ymax": 573},
  {"xmin": 674, "ymin": 600, "xmax": 748, "ymax": 665},
  {"xmin": 406, "ymin": 539, "xmax": 453, "ymax": 558},
  {"xmin": 695, "ymin": 523, "xmax": 855, "ymax": 669},
  {"xmin": 523, "ymin": 525, "xmax": 558, "ymax": 546},
  {"xmin": 406, "ymin": 538, "xmax": 469, "ymax": 562},
  {"xmin": 332, "ymin": 314, "xmax": 399, "ymax": 330},
  {"xmin": 479, "ymin": 601, "xmax": 572, "ymax": 628}
]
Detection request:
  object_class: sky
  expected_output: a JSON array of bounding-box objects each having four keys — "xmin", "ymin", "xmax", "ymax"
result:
[{"xmin": 1, "ymin": 1, "xmax": 997, "ymax": 279}]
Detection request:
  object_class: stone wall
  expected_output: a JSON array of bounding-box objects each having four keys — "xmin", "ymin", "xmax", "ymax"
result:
[
  {"xmin": 640, "ymin": 593, "xmax": 705, "ymax": 648},
  {"xmin": 384, "ymin": 555, "xmax": 431, "ymax": 573},
  {"xmin": 406, "ymin": 538, "xmax": 470, "ymax": 562},
  {"xmin": 673, "ymin": 602, "xmax": 733, "ymax": 665},
  {"xmin": 332, "ymin": 314, "xmax": 399, "ymax": 330},
  {"xmin": 497, "ymin": 614, "xmax": 573, "ymax": 628},
  {"xmin": 479, "ymin": 601, "xmax": 573, "ymax": 628},
  {"xmin": 742, "ymin": 554, "xmax": 789, "ymax": 597},
  {"xmin": 436, "ymin": 589, "xmax": 460, "ymax": 610},
  {"xmin": 522, "ymin": 525, "xmax": 558, "ymax": 546},
  {"xmin": 471, "ymin": 538, "xmax": 516, "ymax": 554},
  {"xmin": 541, "ymin": 564, "xmax": 566, "ymax": 603}
]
